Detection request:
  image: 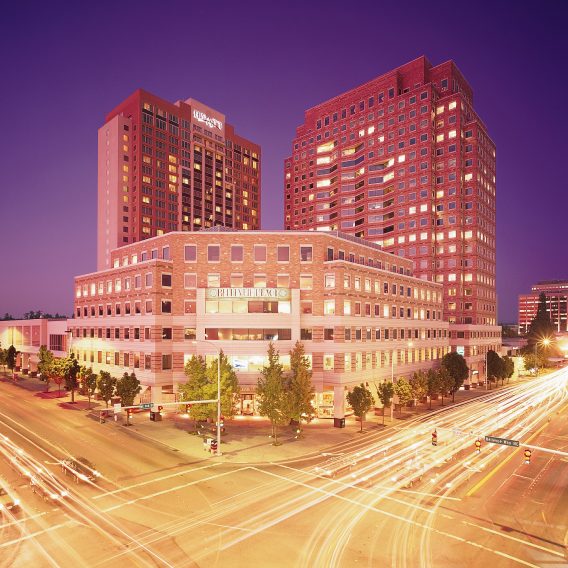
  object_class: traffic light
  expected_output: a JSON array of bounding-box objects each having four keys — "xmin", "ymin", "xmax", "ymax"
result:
[
  {"xmin": 431, "ymin": 430, "xmax": 438, "ymax": 446},
  {"xmin": 157, "ymin": 405, "xmax": 163, "ymax": 414},
  {"xmin": 475, "ymin": 439, "xmax": 481, "ymax": 453},
  {"xmin": 524, "ymin": 449, "xmax": 532, "ymax": 464},
  {"xmin": 185, "ymin": 404, "xmax": 191, "ymax": 413}
]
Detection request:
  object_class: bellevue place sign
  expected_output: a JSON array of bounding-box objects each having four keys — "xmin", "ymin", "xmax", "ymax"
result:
[
  {"xmin": 193, "ymin": 109, "xmax": 223, "ymax": 130},
  {"xmin": 206, "ymin": 288, "xmax": 290, "ymax": 301}
]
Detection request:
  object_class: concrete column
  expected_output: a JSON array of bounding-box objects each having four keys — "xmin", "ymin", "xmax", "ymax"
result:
[
  {"xmin": 333, "ymin": 385, "xmax": 345, "ymax": 419},
  {"xmin": 151, "ymin": 385, "xmax": 163, "ymax": 404}
]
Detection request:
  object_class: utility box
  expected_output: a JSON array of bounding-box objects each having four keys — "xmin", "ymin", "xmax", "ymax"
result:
[
  {"xmin": 150, "ymin": 411, "xmax": 162, "ymax": 422},
  {"xmin": 333, "ymin": 417, "xmax": 345, "ymax": 428}
]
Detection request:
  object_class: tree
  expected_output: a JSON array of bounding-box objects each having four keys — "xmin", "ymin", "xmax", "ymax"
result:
[
  {"xmin": 63, "ymin": 353, "xmax": 81, "ymax": 403},
  {"xmin": 526, "ymin": 293, "xmax": 556, "ymax": 348},
  {"xmin": 179, "ymin": 355, "xmax": 211, "ymax": 426},
  {"xmin": 284, "ymin": 341, "xmax": 315, "ymax": 437},
  {"xmin": 6, "ymin": 345, "xmax": 17, "ymax": 380},
  {"xmin": 375, "ymin": 381, "xmax": 394, "ymax": 425},
  {"xmin": 256, "ymin": 342, "xmax": 288, "ymax": 445},
  {"xmin": 116, "ymin": 372, "xmax": 142, "ymax": 425},
  {"xmin": 441, "ymin": 352, "xmax": 469, "ymax": 401},
  {"xmin": 426, "ymin": 369, "xmax": 440, "ymax": 409},
  {"xmin": 503, "ymin": 356, "xmax": 515, "ymax": 383},
  {"xmin": 437, "ymin": 367, "xmax": 454, "ymax": 406},
  {"xmin": 487, "ymin": 350, "xmax": 505, "ymax": 388},
  {"xmin": 179, "ymin": 351, "xmax": 239, "ymax": 430},
  {"xmin": 207, "ymin": 350, "xmax": 240, "ymax": 421},
  {"xmin": 50, "ymin": 358, "xmax": 65, "ymax": 397},
  {"xmin": 81, "ymin": 367, "xmax": 97, "ymax": 409},
  {"xmin": 393, "ymin": 378, "xmax": 413, "ymax": 416},
  {"xmin": 37, "ymin": 345, "xmax": 54, "ymax": 392},
  {"xmin": 97, "ymin": 371, "xmax": 116, "ymax": 408},
  {"xmin": 409, "ymin": 370, "xmax": 428, "ymax": 404},
  {"xmin": 0, "ymin": 348, "xmax": 7, "ymax": 372},
  {"xmin": 347, "ymin": 383, "xmax": 374, "ymax": 432}
]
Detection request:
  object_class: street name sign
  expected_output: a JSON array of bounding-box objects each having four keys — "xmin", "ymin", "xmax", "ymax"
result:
[
  {"xmin": 484, "ymin": 435, "xmax": 519, "ymax": 447},
  {"xmin": 139, "ymin": 403, "xmax": 152, "ymax": 409}
]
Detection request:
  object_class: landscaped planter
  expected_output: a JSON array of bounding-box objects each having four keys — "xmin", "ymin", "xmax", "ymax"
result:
[
  {"xmin": 22, "ymin": 369, "xmax": 29, "ymax": 375},
  {"xmin": 30, "ymin": 371, "xmax": 37, "ymax": 378}
]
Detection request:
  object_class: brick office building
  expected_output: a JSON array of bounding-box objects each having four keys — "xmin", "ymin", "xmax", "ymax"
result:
[
  {"xmin": 71, "ymin": 229, "xmax": 455, "ymax": 419},
  {"xmin": 98, "ymin": 89, "xmax": 260, "ymax": 270},
  {"xmin": 519, "ymin": 280, "xmax": 568, "ymax": 334},
  {"xmin": 284, "ymin": 55, "xmax": 499, "ymax": 379}
]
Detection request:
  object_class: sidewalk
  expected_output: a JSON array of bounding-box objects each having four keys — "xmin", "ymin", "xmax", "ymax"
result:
[{"xmin": 0, "ymin": 371, "xmax": 526, "ymax": 464}]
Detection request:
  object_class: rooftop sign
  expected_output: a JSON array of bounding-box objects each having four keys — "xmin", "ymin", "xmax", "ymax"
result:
[{"xmin": 193, "ymin": 109, "xmax": 223, "ymax": 130}]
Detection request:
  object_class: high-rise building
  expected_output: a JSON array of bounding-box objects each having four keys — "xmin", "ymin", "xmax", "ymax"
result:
[
  {"xmin": 519, "ymin": 280, "xmax": 568, "ymax": 334},
  {"xmin": 284, "ymin": 56, "xmax": 499, "ymax": 376},
  {"xmin": 98, "ymin": 89, "xmax": 260, "ymax": 270}
]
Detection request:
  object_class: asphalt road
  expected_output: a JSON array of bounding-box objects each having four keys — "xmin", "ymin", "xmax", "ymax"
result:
[{"xmin": 0, "ymin": 370, "xmax": 567, "ymax": 567}]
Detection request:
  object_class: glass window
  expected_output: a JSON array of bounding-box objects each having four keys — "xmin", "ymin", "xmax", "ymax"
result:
[
  {"xmin": 208, "ymin": 245, "xmax": 220, "ymax": 262},
  {"xmin": 162, "ymin": 328, "xmax": 172, "ymax": 340},
  {"xmin": 230, "ymin": 274, "xmax": 243, "ymax": 287},
  {"xmin": 162, "ymin": 246, "xmax": 170, "ymax": 260},
  {"xmin": 161, "ymin": 273, "xmax": 172, "ymax": 287},
  {"xmin": 325, "ymin": 274, "xmax": 335, "ymax": 288},
  {"xmin": 231, "ymin": 245, "xmax": 243, "ymax": 262},
  {"xmin": 145, "ymin": 273, "xmax": 152, "ymax": 287},
  {"xmin": 207, "ymin": 274, "xmax": 220, "ymax": 287},
  {"xmin": 344, "ymin": 300, "xmax": 351, "ymax": 315},
  {"xmin": 184, "ymin": 301, "xmax": 196, "ymax": 314},
  {"xmin": 301, "ymin": 301, "xmax": 313, "ymax": 314},
  {"xmin": 184, "ymin": 328, "xmax": 196, "ymax": 340},
  {"xmin": 277, "ymin": 274, "xmax": 290, "ymax": 288},
  {"xmin": 161, "ymin": 300, "xmax": 172, "ymax": 313},
  {"xmin": 324, "ymin": 328, "xmax": 334, "ymax": 340},
  {"xmin": 254, "ymin": 274, "xmax": 267, "ymax": 288},
  {"xmin": 162, "ymin": 354, "xmax": 172, "ymax": 370},
  {"xmin": 185, "ymin": 245, "xmax": 197, "ymax": 262},
  {"xmin": 300, "ymin": 245, "xmax": 313, "ymax": 262},
  {"xmin": 323, "ymin": 354, "xmax": 334, "ymax": 370},
  {"xmin": 324, "ymin": 300, "xmax": 335, "ymax": 315},
  {"xmin": 300, "ymin": 274, "xmax": 313, "ymax": 290},
  {"xmin": 254, "ymin": 245, "xmax": 267, "ymax": 262},
  {"xmin": 184, "ymin": 273, "xmax": 197, "ymax": 288},
  {"xmin": 277, "ymin": 245, "xmax": 290, "ymax": 262}
]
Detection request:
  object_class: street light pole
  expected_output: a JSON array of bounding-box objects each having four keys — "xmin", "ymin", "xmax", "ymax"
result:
[
  {"xmin": 199, "ymin": 338, "xmax": 222, "ymax": 457},
  {"xmin": 390, "ymin": 349, "xmax": 394, "ymax": 421}
]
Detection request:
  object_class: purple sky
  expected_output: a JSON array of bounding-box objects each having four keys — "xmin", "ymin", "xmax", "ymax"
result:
[{"xmin": 1, "ymin": 0, "xmax": 567, "ymax": 322}]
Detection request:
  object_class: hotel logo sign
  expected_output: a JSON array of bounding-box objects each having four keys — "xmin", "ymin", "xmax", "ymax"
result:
[
  {"xmin": 193, "ymin": 109, "xmax": 223, "ymax": 131},
  {"xmin": 206, "ymin": 288, "xmax": 290, "ymax": 300}
]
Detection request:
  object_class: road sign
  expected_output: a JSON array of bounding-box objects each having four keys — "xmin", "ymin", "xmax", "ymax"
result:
[
  {"xmin": 113, "ymin": 403, "xmax": 122, "ymax": 414},
  {"xmin": 139, "ymin": 403, "xmax": 152, "ymax": 409},
  {"xmin": 484, "ymin": 435, "xmax": 519, "ymax": 447}
]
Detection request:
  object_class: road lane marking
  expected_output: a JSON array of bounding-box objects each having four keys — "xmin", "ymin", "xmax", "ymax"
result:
[
  {"xmin": 0, "ymin": 522, "xmax": 69, "ymax": 549},
  {"xmin": 214, "ymin": 466, "xmax": 542, "ymax": 567},
  {"xmin": 460, "ymin": 520, "xmax": 566, "ymax": 558},
  {"xmin": 465, "ymin": 420, "xmax": 552, "ymax": 497},
  {"xmin": 93, "ymin": 462, "xmax": 223, "ymax": 500},
  {"xmin": 102, "ymin": 468, "xmax": 250, "ymax": 512}
]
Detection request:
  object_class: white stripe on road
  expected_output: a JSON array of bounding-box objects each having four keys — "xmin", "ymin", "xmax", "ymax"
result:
[
  {"xmin": 102, "ymin": 468, "xmax": 250, "ymax": 513},
  {"xmin": 93, "ymin": 462, "xmax": 223, "ymax": 500},
  {"xmin": 0, "ymin": 522, "xmax": 69, "ymax": 549}
]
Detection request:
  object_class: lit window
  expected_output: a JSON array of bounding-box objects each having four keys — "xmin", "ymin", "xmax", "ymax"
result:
[
  {"xmin": 300, "ymin": 274, "xmax": 313, "ymax": 290},
  {"xmin": 324, "ymin": 300, "xmax": 335, "ymax": 315}
]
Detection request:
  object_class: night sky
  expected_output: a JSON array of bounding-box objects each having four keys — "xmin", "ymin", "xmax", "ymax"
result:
[{"xmin": 1, "ymin": 0, "xmax": 567, "ymax": 322}]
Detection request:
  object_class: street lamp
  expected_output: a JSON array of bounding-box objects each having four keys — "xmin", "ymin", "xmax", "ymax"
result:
[
  {"xmin": 194, "ymin": 337, "xmax": 222, "ymax": 457},
  {"xmin": 534, "ymin": 337, "xmax": 552, "ymax": 376}
]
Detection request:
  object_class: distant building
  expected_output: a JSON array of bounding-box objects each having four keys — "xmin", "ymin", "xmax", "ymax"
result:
[
  {"xmin": 98, "ymin": 89, "xmax": 260, "ymax": 270},
  {"xmin": 518, "ymin": 280, "xmax": 568, "ymax": 334},
  {"xmin": 0, "ymin": 319, "xmax": 69, "ymax": 374}
]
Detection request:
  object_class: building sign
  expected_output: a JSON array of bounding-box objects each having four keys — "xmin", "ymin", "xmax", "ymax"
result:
[
  {"xmin": 206, "ymin": 288, "xmax": 290, "ymax": 301},
  {"xmin": 193, "ymin": 109, "xmax": 223, "ymax": 130}
]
